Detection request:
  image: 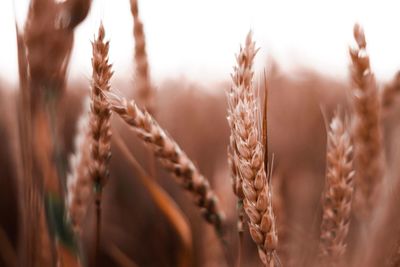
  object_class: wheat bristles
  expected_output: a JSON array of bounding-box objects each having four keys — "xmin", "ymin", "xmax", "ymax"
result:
[
  {"xmin": 318, "ymin": 113, "xmax": 354, "ymax": 266},
  {"xmin": 105, "ymin": 92, "xmax": 225, "ymax": 234},
  {"xmin": 349, "ymin": 24, "xmax": 385, "ymax": 218},
  {"xmin": 226, "ymin": 32, "xmax": 279, "ymax": 266}
]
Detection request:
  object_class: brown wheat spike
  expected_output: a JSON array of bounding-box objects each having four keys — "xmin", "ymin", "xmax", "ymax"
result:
[
  {"xmin": 66, "ymin": 99, "xmax": 91, "ymax": 235},
  {"xmin": 89, "ymin": 23, "xmax": 113, "ymax": 262},
  {"xmin": 105, "ymin": 92, "xmax": 225, "ymax": 235},
  {"xmin": 349, "ymin": 23, "xmax": 385, "ymax": 218},
  {"xmin": 89, "ymin": 23, "xmax": 113, "ymax": 195},
  {"xmin": 318, "ymin": 112, "xmax": 355, "ymax": 266},
  {"xmin": 226, "ymin": 32, "xmax": 279, "ymax": 266},
  {"xmin": 130, "ymin": 0, "xmax": 154, "ymax": 111}
]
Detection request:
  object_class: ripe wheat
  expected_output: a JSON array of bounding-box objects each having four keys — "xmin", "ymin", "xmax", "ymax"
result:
[{"xmin": 226, "ymin": 32, "xmax": 279, "ymax": 266}]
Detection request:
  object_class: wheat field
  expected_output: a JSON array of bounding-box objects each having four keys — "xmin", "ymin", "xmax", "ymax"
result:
[{"xmin": 1, "ymin": 0, "xmax": 400, "ymax": 267}]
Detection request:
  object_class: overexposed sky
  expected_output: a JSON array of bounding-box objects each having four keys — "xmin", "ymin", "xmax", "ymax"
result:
[{"xmin": 1, "ymin": 0, "xmax": 400, "ymax": 87}]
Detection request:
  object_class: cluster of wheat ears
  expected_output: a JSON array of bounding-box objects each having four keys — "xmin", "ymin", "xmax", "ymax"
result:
[{"xmin": 2, "ymin": 0, "xmax": 400, "ymax": 266}]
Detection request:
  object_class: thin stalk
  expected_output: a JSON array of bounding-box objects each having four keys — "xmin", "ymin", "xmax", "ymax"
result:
[{"xmin": 94, "ymin": 191, "xmax": 102, "ymax": 267}]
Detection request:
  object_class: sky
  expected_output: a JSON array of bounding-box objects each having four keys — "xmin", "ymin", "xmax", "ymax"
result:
[{"xmin": 1, "ymin": 0, "xmax": 400, "ymax": 87}]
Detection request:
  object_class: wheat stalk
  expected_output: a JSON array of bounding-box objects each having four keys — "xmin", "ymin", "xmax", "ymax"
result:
[
  {"xmin": 318, "ymin": 112, "xmax": 354, "ymax": 266},
  {"xmin": 105, "ymin": 92, "xmax": 225, "ymax": 235},
  {"xmin": 226, "ymin": 32, "xmax": 279, "ymax": 266},
  {"xmin": 349, "ymin": 24, "xmax": 385, "ymax": 218}
]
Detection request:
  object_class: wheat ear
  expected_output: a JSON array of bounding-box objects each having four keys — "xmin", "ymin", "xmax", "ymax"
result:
[
  {"xmin": 319, "ymin": 112, "xmax": 355, "ymax": 266},
  {"xmin": 105, "ymin": 92, "xmax": 225, "ymax": 235},
  {"xmin": 226, "ymin": 32, "xmax": 279, "ymax": 266},
  {"xmin": 130, "ymin": 0, "xmax": 154, "ymax": 111},
  {"xmin": 66, "ymin": 99, "xmax": 91, "ymax": 235},
  {"xmin": 89, "ymin": 23, "xmax": 113, "ymax": 263},
  {"xmin": 89, "ymin": 23, "xmax": 113, "ymax": 190},
  {"xmin": 349, "ymin": 24, "xmax": 385, "ymax": 218}
]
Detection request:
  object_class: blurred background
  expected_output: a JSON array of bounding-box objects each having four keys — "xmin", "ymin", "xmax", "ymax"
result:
[
  {"xmin": 1, "ymin": 1, "xmax": 400, "ymax": 267},
  {"xmin": 1, "ymin": 0, "xmax": 400, "ymax": 87}
]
